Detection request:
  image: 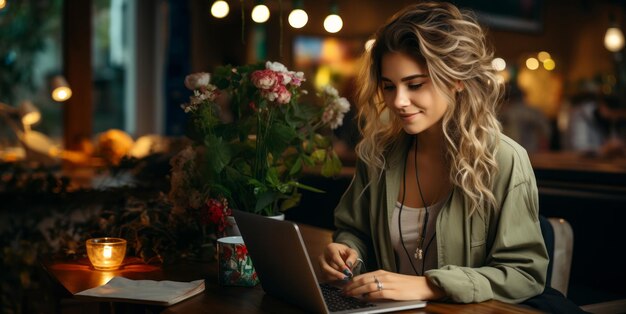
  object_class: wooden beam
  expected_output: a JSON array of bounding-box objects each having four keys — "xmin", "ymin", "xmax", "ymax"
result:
[{"xmin": 63, "ymin": 0, "xmax": 92, "ymax": 151}]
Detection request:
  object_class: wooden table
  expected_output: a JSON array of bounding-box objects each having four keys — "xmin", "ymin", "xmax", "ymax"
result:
[{"xmin": 42, "ymin": 224, "xmax": 540, "ymax": 314}]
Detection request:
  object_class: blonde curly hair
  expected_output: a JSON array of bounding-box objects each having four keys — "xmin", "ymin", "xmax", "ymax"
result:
[{"xmin": 355, "ymin": 2, "xmax": 503, "ymax": 214}]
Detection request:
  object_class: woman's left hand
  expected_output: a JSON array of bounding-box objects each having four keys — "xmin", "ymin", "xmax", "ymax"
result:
[{"xmin": 343, "ymin": 270, "xmax": 445, "ymax": 301}]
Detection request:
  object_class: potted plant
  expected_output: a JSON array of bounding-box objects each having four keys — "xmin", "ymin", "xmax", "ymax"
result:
[{"xmin": 168, "ymin": 61, "xmax": 350, "ymax": 232}]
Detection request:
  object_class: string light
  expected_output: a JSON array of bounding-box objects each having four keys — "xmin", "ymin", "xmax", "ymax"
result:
[
  {"xmin": 605, "ymin": 27, "xmax": 625, "ymax": 52},
  {"xmin": 491, "ymin": 58, "xmax": 506, "ymax": 71},
  {"xmin": 211, "ymin": 0, "xmax": 229, "ymax": 19},
  {"xmin": 537, "ymin": 51, "xmax": 551, "ymax": 62},
  {"xmin": 525, "ymin": 57, "xmax": 539, "ymax": 70},
  {"xmin": 543, "ymin": 59, "xmax": 556, "ymax": 71},
  {"xmin": 288, "ymin": 0, "xmax": 307, "ymax": 29},
  {"xmin": 324, "ymin": 1, "xmax": 343, "ymax": 33},
  {"xmin": 0, "ymin": 0, "xmax": 6, "ymax": 10},
  {"xmin": 324, "ymin": 14, "xmax": 343, "ymax": 33},
  {"xmin": 288, "ymin": 9, "xmax": 308, "ymax": 28},
  {"xmin": 251, "ymin": 3, "xmax": 270, "ymax": 23}
]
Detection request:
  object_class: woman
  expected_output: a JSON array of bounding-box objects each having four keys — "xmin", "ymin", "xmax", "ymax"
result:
[{"xmin": 319, "ymin": 2, "xmax": 548, "ymax": 304}]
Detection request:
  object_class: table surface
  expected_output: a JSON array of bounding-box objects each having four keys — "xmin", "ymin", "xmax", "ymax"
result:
[{"xmin": 42, "ymin": 224, "xmax": 540, "ymax": 314}]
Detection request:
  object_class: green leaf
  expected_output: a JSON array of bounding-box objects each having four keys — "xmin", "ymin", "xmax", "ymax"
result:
[
  {"xmin": 266, "ymin": 167, "xmax": 280, "ymax": 187},
  {"xmin": 289, "ymin": 158, "xmax": 303, "ymax": 176},
  {"xmin": 311, "ymin": 149, "xmax": 326, "ymax": 163},
  {"xmin": 280, "ymin": 192, "xmax": 302, "ymax": 211},
  {"xmin": 293, "ymin": 102, "xmax": 320, "ymax": 121},
  {"xmin": 288, "ymin": 181, "xmax": 325, "ymax": 193},
  {"xmin": 301, "ymin": 155, "xmax": 315, "ymax": 166},
  {"xmin": 313, "ymin": 134, "xmax": 332, "ymax": 148},
  {"xmin": 255, "ymin": 191, "xmax": 277, "ymax": 213},
  {"xmin": 267, "ymin": 122, "xmax": 298, "ymax": 158},
  {"xmin": 204, "ymin": 135, "xmax": 232, "ymax": 174}
]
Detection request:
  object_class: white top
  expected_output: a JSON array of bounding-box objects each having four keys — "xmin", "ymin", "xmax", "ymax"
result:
[{"xmin": 389, "ymin": 195, "xmax": 449, "ymax": 275}]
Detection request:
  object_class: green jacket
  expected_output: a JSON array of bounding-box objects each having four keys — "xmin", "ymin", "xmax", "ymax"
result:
[{"xmin": 333, "ymin": 133, "xmax": 548, "ymax": 303}]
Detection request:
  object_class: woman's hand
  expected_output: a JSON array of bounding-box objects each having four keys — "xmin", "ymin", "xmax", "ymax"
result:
[
  {"xmin": 343, "ymin": 270, "xmax": 445, "ymax": 301},
  {"xmin": 318, "ymin": 243, "xmax": 359, "ymax": 281}
]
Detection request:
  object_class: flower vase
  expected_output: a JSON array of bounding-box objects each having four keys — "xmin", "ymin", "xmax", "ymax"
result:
[
  {"xmin": 225, "ymin": 216, "xmax": 240, "ymax": 236},
  {"xmin": 224, "ymin": 213, "xmax": 285, "ymax": 237}
]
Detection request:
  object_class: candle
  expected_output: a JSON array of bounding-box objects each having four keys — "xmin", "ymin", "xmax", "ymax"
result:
[
  {"xmin": 103, "ymin": 245, "xmax": 112, "ymax": 259},
  {"xmin": 86, "ymin": 238, "xmax": 127, "ymax": 270}
]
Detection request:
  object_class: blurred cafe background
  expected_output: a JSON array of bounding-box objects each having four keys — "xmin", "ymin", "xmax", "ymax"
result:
[{"xmin": 1, "ymin": 0, "xmax": 626, "ymax": 313}]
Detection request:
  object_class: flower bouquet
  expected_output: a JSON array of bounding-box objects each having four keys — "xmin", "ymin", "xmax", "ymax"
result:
[{"xmin": 169, "ymin": 61, "xmax": 350, "ymax": 228}]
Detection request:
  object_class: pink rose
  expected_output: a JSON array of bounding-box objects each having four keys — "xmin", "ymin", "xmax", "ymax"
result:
[
  {"xmin": 289, "ymin": 72, "xmax": 305, "ymax": 87},
  {"xmin": 274, "ymin": 85, "xmax": 291, "ymax": 104},
  {"xmin": 251, "ymin": 69, "xmax": 278, "ymax": 90}
]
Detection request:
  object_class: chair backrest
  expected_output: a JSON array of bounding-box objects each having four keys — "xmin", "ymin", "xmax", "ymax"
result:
[{"xmin": 539, "ymin": 215, "xmax": 574, "ymax": 296}]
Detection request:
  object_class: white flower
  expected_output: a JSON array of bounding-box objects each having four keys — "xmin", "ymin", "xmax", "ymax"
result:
[
  {"xmin": 184, "ymin": 72, "xmax": 211, "ymax": 90},
  {"xmin": 334, "ymin": 97, "xmax": 350, "ymax": 112},
  {"xmin": 280, "ymin": 73, "xmax": 292, "ymax": 85},
  {"xmin": 322, "ymin": 96, "xmax": 351, "ymax": 129},
  {"xmin": 265, "ymin": 61, "xmax": 288, "ymax": 73},
  {"xmin": 323, "ymin": 85, "xmax": 339, "ymax": 97}
]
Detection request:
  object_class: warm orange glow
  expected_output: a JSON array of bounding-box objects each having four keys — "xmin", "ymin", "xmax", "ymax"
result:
[
  {"xmin": 0, "ymin": 0, "xmax": 6, "ymax": 10},
  {"xmin": 51, "ymin": 76, "xmax": 72, "ymax": 102},
  {"xmin": 86, "ymin": 238, "xmax": 127, "ymax": 270}
]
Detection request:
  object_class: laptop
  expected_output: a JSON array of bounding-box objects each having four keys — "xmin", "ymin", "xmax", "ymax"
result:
[{"xmin": 232, "ymin": 210, "xmax": 427, "ymax": 314}]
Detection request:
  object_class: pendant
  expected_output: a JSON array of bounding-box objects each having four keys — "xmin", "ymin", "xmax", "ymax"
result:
[{"xmin": 414, "ymin": 248, "xmax": 423, "ymax": 260}]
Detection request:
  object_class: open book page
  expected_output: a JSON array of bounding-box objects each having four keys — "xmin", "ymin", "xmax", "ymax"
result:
[{"xmin": 75, "ymin": 277, "xmax": 205, "ymax": 306}]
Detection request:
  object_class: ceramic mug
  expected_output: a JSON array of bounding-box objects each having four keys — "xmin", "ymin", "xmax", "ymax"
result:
[{"xmin": 217, "ymin": 236, "xmax": 259, "ymax": 286}]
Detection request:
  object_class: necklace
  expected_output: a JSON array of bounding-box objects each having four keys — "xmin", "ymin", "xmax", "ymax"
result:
[
  {"xmin": 412, "ymin": 137, "xmax": 429, "ymax": 261},
  {"xmin": 398, "ymin": 136, "xmax": 432, "ymax": 276}
]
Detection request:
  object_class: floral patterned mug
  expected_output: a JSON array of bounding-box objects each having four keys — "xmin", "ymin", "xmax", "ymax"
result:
[{"xmin": 217, "ymin": 236, "xmax": 259, "ymax": 286}]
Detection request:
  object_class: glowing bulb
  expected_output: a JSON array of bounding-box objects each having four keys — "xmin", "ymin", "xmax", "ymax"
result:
[
  {"xmin": 52, "ymin": 86, "xmax": 72, "ymax": 102},
  {"xmin": 288, "ymin": 9, "xmax": 308, "ymax": 28},
  {"xmin": 605, "ymin": 27, "xmax": 625, "ymax": 52},
  {"xmin": 324, "ymin": 14, "xmax": 343, "ymax": 33},
  {"xmin": 211, "ymin": 1, "xmax": 229, "ymax": 18},
  {"xmin": 526, "ymin": 57, "xmax": 539, "ymax": 70},
  {"xmin": 0, "ymin": 0, "xmax": 6, "ymax": 10},
  {"xmin": 537, "ymin": 51, "xmax": 551, "ymax": 62},
  {"xmin": 251, "ymin": 4, "xmax": 270, "ymax": 23},
  {"xmin": 491, "ymin": 57, "xmax": 506, "ymax": 71},
  {"xmin": 103, "ymin": 245, "xmax": 112, "ymax": 259},
  {"xmin": 543, "ymin": 58, "xmax": 556, "ymax": 71},
  {"xmin": 365, "ymin": 39, "xmax": 375, "ymax": 51}
]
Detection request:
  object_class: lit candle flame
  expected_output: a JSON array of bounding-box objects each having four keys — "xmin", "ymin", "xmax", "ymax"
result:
[{"xmin": 103, "ymin": 245, "xmax": 112, "ymax": 259}]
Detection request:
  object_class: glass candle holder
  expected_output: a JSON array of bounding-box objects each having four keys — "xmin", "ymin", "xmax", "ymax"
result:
[{"xmin": 86, "ymin": 237, "xmax": 127, "ymax": 270}]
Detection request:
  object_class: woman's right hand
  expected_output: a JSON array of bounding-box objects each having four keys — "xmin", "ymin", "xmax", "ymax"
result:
[{"xmin": 318, "ymin": 243, "xmax": 359, "ymax": 281}]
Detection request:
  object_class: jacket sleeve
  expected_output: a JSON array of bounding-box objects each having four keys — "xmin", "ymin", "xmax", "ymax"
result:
[
  {"xmin": 425, "ymin": 181, "xmax": 548, "ymax": 303},
  {"xmin": 332, "ymin": 160, "xmax": 376, "ymax": 271}
]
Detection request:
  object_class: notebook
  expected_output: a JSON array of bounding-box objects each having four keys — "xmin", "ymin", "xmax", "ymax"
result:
[
  {"xmin": 232, "ymin": 210, "xmax": 427, "ymax": 314},
  {"xmin": 74, "ymin": 277, "xmax": 205, "ymax": 306}
]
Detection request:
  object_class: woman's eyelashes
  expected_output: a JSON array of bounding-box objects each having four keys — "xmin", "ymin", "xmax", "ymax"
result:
[{"xmin": 382, "ymin": 82, "xmax": 424, "ymax": 91}]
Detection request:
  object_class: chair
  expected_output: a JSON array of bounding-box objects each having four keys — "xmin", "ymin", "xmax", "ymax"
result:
[
  {"xmin": 540, "ymin": 216, "xmax": 626, "ymax": 314},
  {"xmin": 539, "ymin": 216, "xmax": 574, "ymax": 296}
]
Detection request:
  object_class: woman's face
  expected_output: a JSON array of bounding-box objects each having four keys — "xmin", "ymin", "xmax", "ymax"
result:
[{"xmin": 380, "ymin": 52, "xmax": 449, "ymax": 135}]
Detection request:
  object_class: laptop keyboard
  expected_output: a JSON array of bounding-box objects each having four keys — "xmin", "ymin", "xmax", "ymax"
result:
[{"xmin": 319, "ymin": 283, "xmax": 376, "ymax": 312}]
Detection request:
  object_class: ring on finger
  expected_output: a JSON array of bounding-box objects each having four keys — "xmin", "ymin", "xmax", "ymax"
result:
[{"xmin": 374, "ymin": 276, "xmax": 383, "ymax": 291}]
